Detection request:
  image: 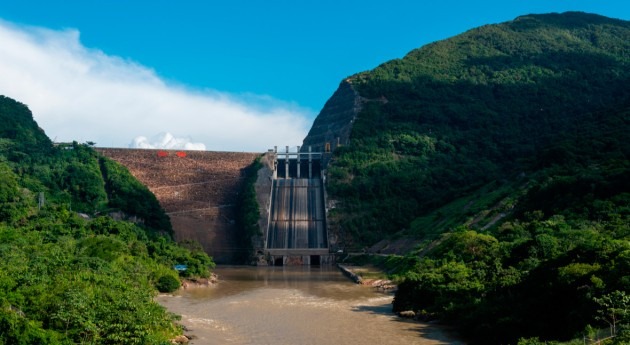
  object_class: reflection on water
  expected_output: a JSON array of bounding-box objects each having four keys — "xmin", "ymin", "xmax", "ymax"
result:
[{"xmin": 157, "ymin": 266, "xmax": 464, "ymax": 345}]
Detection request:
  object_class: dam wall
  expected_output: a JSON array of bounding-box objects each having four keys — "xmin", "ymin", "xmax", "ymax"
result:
[{"xmin": 97, "ymin": 148, "xmax": 260, "ymax": 263}]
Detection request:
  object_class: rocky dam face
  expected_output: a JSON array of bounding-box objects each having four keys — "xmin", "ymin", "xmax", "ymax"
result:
[{"xmin": 97, "ymin": 148, "xmax": 260, "ymax": 263}]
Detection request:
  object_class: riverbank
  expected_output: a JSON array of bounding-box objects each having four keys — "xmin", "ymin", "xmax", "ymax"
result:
[
  {"xmin": 163, "ymin": 273, "xmax": 219, "ymax": 344},
  {"xmin": 337, "ymin": 264, "xmax": 397, "ymax": 291},
  {"xmin": 180, "ymin": 273, "xmax": 218, "ymax": 289}
]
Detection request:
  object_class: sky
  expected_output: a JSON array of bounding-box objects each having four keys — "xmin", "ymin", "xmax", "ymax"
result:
[{"xmin": 0, "ymin": 1, "xmax": 628, "ymax": 151}]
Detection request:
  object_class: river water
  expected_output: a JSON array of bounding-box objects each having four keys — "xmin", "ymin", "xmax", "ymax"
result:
[{"xmin": 156, "ymin": 266, "xmax": 464, "ymax": 345}]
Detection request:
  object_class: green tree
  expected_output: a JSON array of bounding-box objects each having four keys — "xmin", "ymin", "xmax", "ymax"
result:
[{"xmin": 594, "ymin": 291, "xmax": 630, "ymax": 337}]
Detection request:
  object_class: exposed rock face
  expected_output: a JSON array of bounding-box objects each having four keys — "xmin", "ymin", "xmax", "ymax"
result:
[
  {"xmin": 300, "ymin": 80, "xmax": 362, "ymax": 165},
  {"xmin": 97, "ymin": 148, "xmax": 259, "ymax": 263}
]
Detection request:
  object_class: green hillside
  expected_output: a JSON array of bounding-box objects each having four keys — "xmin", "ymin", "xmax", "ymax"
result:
[
  {"xmin": 0, "ymin": 96, "xmax": 214, "ymax": 344},
  {"xmin": 326, "ymin": 12, "xmax": 629, "ymax": 344}
]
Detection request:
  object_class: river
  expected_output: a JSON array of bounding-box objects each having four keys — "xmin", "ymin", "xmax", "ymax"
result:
[{"xmin": 156, "ymin": 266, "xmax": 464, "ymax": 345}]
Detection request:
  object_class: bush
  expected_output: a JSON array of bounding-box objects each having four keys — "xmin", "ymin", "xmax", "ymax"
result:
[{"xmin": 155, "ymin": 274, "xmax": 180, "ymax": 293}]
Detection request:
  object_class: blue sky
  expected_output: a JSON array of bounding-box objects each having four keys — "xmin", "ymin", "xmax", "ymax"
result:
[{"xmin": 0, "ymin": 1, "xmax": 628, "ymax": 151}]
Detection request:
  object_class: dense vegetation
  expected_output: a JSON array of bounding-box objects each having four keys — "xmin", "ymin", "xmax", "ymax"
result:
[
  {"xmin": 235, "ymin": 156, "xmax": 263, "ymax": 263},
  {"xmin": 0, "ymin": 96, "xmax": 214, "ymax": 344},
  {"xmin": 327, "ymin": 12, "xmax": 629, "ymax": 344}
]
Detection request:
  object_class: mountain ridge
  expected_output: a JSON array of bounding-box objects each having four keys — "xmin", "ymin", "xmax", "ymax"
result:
[{"xmin": 306, "ymin": 11, "xmax": 630, "ymax": 344}]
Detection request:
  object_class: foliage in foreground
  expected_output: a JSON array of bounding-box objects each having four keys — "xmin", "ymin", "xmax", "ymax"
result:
[
  {"xmin": 392, "ymin": 209, "xmax": 629, "ymax": 344},
  {"xmin": 0, "ymin": 96, "xmax": 215, "ymax": 343},
  {"xmin": 0, "ymin": 205, "xmax": 205, "ymax": 344}
]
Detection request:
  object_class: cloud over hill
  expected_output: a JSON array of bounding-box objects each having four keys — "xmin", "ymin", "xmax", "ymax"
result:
[{"xmin": 0, "ymin": 20, "xmax": 311, "ymax": 151}]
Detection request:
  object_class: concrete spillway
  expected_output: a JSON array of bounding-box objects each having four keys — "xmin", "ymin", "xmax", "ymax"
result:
[
  {"xmin": 267, "ymin": 178, "xmax": 327, "ymax": 249},
  {"xmin": 263, "ymin": 147, "xmax": 331, "ymax": 265}
]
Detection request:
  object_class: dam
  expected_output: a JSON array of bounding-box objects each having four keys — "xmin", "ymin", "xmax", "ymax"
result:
[
  {"xmin": 96, "ymin": 148, "xmax": 260, "ymax": 264},
  {"xmin": 95, "ymin": 83, "xmax": 363, "ymax": 265},
  {"xmin": 265, "ymin": 146, "xmax": 331, "ymax": 265},
  {"xmin": 97, "ymin": 146, "xmax": 332, "ymax": 265}
]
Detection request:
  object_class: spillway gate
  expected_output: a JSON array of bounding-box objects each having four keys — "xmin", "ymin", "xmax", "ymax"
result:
[{"xmin": 265, "ymin": 146, "xmax": 331, "ymax": 265}]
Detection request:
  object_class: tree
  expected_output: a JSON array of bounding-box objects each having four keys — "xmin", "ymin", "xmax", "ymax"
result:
[{"xmin": 594, "ymin": 290, "xmax": 630, "ymax": 337}]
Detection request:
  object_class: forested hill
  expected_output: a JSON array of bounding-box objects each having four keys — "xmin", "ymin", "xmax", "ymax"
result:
[
  {"xmin": 328, "ymin": 11, "xmax": 629, "ymax": 245},
  {"xmin": 0, "ymin": 96, "xmax": 214, "ymax": 344},
  {"xmin": 322, "ymin": 12, "xmax": 630, "ymax": 344}
]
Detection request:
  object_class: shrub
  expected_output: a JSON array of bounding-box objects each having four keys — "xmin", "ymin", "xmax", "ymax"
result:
[{"xmin": 155, "ymin": 274, "xmax": 181, "ymax": 293}]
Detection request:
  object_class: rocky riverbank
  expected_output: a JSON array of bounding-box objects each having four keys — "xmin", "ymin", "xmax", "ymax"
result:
[
  {"xmin": 337, "ymin": 264, "xmax": 396, "ymax": 291},
  {"xmin": 180, "ymin": 273, "xmax": 218, "ymax": 289}
]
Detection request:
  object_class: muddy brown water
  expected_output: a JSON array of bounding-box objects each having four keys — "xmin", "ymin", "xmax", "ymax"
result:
[{"xmin": 156, "ymin": 266, "xmax": 465, "ymax": 345}]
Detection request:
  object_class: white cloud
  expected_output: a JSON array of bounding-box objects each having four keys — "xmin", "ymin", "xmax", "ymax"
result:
[
  {"xmin": 0, "ymin": 20, "xmax": 313, "ymax": 152},
  {"xmin": 131, "ymin": 132, "xmax": 206, "ymax": 151}
]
